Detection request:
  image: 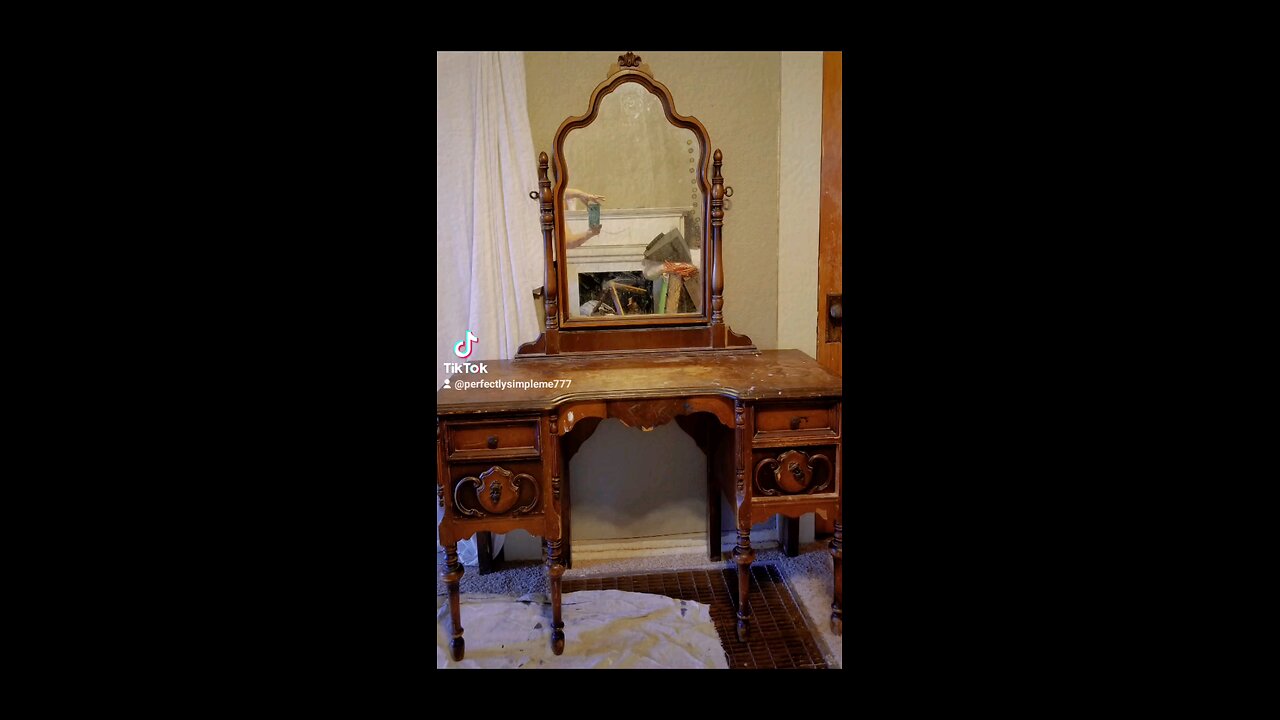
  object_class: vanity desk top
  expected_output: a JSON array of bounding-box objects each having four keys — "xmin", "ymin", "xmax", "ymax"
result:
[{"xmin": 437, "ymin": 349, "xmax": 842, "ymax": 414}]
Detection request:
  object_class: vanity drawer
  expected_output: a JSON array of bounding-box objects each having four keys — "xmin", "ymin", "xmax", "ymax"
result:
[
  {"xmin": 754, "ymin": 402, "xmax": 836, "ymax": 435},
  {"xmin": 447, "ymin": 461, "xmax": 546, "ymax": 520},
  {"xmin": 446, "ymin": 419, "xmax": 541, "ymax": 460},
  {"xmin": 750, "ymin": 445, "xmax": 839, "ymax": 498}
]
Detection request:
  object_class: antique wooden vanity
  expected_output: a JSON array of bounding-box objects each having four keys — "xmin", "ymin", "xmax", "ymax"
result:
[{"xmin": 436, "ymin": 52, "xmax": 842, "ymax": 661}]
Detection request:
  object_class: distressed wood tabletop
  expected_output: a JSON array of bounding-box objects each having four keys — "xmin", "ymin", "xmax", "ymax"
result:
[{"xmin": 437, "ymin": 349, "xmax": 842, "ymax": 414}]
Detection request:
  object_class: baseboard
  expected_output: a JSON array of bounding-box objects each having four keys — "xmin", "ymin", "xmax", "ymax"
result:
[
  {"xmin": 572, "ymin": 533, "xmax": 706, "ymax": 561},
  {"xmin": 488, "ymin": 527, "xmax": 783, "ymax": 563}
]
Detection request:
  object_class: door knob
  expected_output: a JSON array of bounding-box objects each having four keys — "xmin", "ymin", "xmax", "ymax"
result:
[{"xmin": 826, "ymin": 294, "xmax": 843, "ymax": 343}]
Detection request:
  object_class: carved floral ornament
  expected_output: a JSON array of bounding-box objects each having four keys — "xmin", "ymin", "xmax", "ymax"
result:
[{"xmin": 608, "ymin": 51, "xmax": 652, "ymax": 78}]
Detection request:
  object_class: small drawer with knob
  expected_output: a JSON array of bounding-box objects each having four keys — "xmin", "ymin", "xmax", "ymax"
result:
[
  {"xmin": 445, "ymin": 418, "xmax": 542, "ymax": 461},
  {"xmin": 753, "ymin": 402, "xmax": 839, "ymax": 445}
]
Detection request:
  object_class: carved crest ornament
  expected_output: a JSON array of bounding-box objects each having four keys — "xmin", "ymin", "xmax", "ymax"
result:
[
  {"xmin": 753, "ymin": 449, "xmax": 834, "ymax": 496},
  {"xmin": 454, "ymin": 466, "xmax": 540, "ymax": 518}
]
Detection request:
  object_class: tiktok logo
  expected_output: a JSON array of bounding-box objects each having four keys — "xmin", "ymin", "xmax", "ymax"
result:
[{"xmin": 454, "ymin": 330, "xmax": 479, "ymax": 359}]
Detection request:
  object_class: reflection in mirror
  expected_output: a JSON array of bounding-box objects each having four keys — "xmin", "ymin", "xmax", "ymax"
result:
[{"xmin": 562, "ymin": 82, "xmax": 703, "ymax": 319}]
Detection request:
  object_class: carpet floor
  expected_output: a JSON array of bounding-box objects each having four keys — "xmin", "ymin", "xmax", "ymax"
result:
[{"xmin": 436, "ymin": 540, "xmax": 842, "ymax": 668}]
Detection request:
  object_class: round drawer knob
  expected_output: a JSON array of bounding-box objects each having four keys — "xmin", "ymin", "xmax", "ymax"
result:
[{"xmin": 487, "ymin": 435, "xmax": 499, "ymax": 449}]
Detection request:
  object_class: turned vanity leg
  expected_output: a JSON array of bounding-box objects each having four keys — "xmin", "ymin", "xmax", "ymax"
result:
[
  {"xmin": 830, "ymin": 519, "xmax": 843, "ymax": 635},
  {"xmin": 442, "ymin": 542, "xmax": 465, "ymax": 661},
  {"xmin": 734, "ymin": 529, "xmax": 755, "ymax": 642},
  {"xmin": 547, "ymin": 538, "xmax": 566, "ymax": 655}
]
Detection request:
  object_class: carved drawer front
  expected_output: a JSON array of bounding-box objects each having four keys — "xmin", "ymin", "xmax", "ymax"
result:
[
  {"xmin": 750, "ymin": 445, "xmax": 838, "ymax": 498},
  {"xmin": 446, "ymin": 418, "xmax": 541, "ymax": 461},
  {"xmin": 754, "ymin": 402, "xmax": 837, "ymax": 437},
  {"xmin": 447, "ymin": 462, "xmax": 544, "ymax": 520}
]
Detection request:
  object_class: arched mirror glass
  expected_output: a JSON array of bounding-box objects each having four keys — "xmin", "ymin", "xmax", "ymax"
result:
[{"xmin": 557, "ymin": 80, "xmax": 706, "ymax": 321}]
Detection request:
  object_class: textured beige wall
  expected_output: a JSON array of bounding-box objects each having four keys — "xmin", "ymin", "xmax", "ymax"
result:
[
  {"xmin": 778, "ymin": 52, "xmax": 824, "ymax": 359},
  {"xmin": 526, "ymin": 51, "xmax": 780, "ymax": 349}
]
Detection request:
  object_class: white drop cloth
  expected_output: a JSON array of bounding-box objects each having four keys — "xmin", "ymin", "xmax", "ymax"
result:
[{"xmin": 436, "ymin": 590, "xmax": 729, "ymax": 669}]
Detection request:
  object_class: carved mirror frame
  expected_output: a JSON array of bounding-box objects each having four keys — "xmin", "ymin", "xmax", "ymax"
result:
[{"xmin": 517, "ymin": 52, "xmax": 754, "ymax": 358}]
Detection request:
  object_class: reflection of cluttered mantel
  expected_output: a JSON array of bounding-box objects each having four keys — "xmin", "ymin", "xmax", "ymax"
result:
[{"xmin": 564, "ymin": 206, "xmax": 700, "ymax": 316}]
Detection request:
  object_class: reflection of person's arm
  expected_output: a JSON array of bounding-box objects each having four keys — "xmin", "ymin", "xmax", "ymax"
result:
[
  {"xmin": 562, "ymin": 190, "xmax": 605, "ymax": 248},
  {"xmin": 565, "ymin": 226, "xmax": 600, "ymax": 249},
  {"xmin": 564, "ymin": 188, "xmax": 605, "ymax": 205}
]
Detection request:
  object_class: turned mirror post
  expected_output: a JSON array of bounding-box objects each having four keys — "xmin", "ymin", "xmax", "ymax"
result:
[
  {"xmin": 710, "ymin": 148, "xmax": 726, "ymax": 348},
  {"xmin": 537, "ymin": 152, "xmax": 560, "ymax": 355}
]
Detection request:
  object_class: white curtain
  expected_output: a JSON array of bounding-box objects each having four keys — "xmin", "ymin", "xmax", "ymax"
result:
[{"xmin": 436, "ymin": 52, "xmax": 544, "ymax": 559}]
